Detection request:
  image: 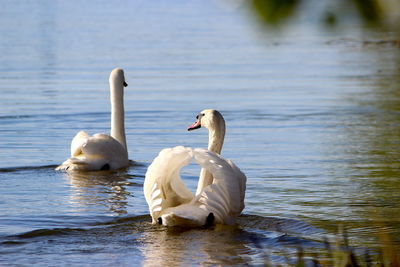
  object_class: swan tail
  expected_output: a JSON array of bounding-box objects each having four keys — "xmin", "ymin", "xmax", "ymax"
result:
[
  {"xmin": 54, "ymin": 156, "xmax": 107, "ymax": 171},
  {"xmin": 160, "ymin": 204, "xmax": 211, "ymax": 227},
  {"xmin": 55, "ymin": 157, "xmax": 89, "ymax": 171}
]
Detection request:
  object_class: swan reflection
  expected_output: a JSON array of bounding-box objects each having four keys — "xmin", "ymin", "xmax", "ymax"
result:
[
  {"xmin": 64, "ymin": 169, "xmax": 136, "ymax": 215},
  {"xmin": 138, "ymin": 225, "xmax": 256, "ymax": 266},
  {"xmin": 137, "ymin": 215, "xmax": 324, "ymax": 266}
]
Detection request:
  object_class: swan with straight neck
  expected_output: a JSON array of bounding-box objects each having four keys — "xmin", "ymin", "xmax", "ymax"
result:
[
  {"xmin": 110, "ymin": 68, "xmax": 128, "ymax": 151},
  {"xmin": 55, "ymin": 68, "xmax": 129, "ymax": 171}
]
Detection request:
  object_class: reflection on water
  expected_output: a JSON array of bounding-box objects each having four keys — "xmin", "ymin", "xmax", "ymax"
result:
[
  {"xmin": 64, "ymin": 167, "xmax": 140, "ymax": 215},
  {"xmin": 138, "ymin": 215, "xmax": 323, "ymax": 266},
  {"xmin": 306, "ymin": 39, "xmax": 400, "ymax": 247},
  {"xmin": 344, "ymin": 44, "xmax": 400, "ymax": 246},
  {"xmin": 139, "ymin": 226, "xmax": 252, "ymax": 266},
  {"xmin": 2, "ymin": 214, "xmax": 324, "ymax": 266}
]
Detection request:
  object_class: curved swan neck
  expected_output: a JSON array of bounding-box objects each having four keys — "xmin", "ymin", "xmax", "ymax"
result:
[
  {"xmin": 196, "ymin": 111, "xmax": 226, "ymax": 195},
  {"xmin": 196, "ymin": 169, "xmax": 213, "ymax": 195},
  {"xmin": 207, "ymin": 122, "xmax": 225, "ymax": 154},
  {"xmin": 110, "ymin": 78, "xmax": 127, "ymax": 153}
]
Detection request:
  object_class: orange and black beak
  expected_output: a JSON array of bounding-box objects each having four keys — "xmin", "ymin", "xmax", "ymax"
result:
[
  {"xmin": 188, "ymin": 114, "xmax": 202, "ymax": 131},
  {"xmin": 188, "ymin": 120, "xmax": 201, "ymax": 131}
]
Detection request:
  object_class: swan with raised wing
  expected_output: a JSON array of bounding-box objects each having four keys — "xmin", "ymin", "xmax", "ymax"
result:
[
  {"xmin": 144, "ymin": 109, "xmax": 246, "ymax": 227},
  {"xmin": 56, "ymin": 68, "xmax": 129, "ymax": 171}
]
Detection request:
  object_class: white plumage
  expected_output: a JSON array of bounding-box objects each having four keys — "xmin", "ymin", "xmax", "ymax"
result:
[
  {"xmin": 56, "ymin": 131, "xmax": 128, "ymax": 171},
  {"xmin": 144, "ymin": 109, "xmax": 246, "ymax": 227},
  {"xmin": 56, "ymin": 68, "xmax": 129, "ymax": 171},
  {"xmin": 144, "ymin": 146, "xmax": 246, "ymax": 227}
]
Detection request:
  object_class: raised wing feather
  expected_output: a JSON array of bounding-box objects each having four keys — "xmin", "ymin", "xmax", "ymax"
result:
[
  {"xmin": 144, "ymin": 146, "xmax": 246, "ymax": 227},
  {"xmin": 144, "ymin": 146, "xmax": 195, "ymax": 224},
  {"xmin": 193, "ymin": 148, "xmax": 247, "ymax": 224},
  {"xmin": 70, "ymin": 131, "xmax": 90, "ymax": 157}
]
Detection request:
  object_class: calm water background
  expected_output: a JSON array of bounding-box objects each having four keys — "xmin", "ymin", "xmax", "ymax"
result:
[{"xmin": 1, "ymin": 0, "xmax": 399, "ymax": 265}]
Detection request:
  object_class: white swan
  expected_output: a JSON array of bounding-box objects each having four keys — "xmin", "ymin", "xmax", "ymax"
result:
[
  {"xmin": 144, "ymin": 109, "xmax": 246, "ymax": 227},
  {"xmin": 56, "ymin": 68, "xmax": 129, "ymax": 171}
]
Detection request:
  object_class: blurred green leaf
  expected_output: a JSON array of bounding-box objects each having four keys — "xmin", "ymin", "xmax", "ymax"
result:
[
  {"xmin": 248, "ymin": 0, "xmax": 399, "ymax": 30},
  {"xmin": 352, "ymin": 0, "xmax": 382, "ymax": 24},
  {"xmin": 250, "ymin": 0, "xmax": 300, "ymax": 25}
]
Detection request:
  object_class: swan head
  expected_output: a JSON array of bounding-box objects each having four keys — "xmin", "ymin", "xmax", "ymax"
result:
[
  {"xmin": 187, "ymin": 109, "xmax": 225, "ymax": 132},
  {"xmin": 109, "ymin": 68, "xmax": 128, "ymax": 87}
]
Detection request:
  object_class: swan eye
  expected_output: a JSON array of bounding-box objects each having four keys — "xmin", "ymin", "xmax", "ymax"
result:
[
  {"xmin": 157, "ymin": 217, "xmax": 163, "ymax": 225},
  {"xmin": 196, "ymin": 113, "xmax": 205, "ymax": 120}
]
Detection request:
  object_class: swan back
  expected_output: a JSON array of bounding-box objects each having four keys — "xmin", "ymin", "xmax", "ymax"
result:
[{"xmin": 56, "ymin": 132, "xmax": 129, "ymax": 171}]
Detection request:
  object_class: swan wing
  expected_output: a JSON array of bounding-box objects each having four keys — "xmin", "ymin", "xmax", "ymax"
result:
[
  {"xmin": 144, "ymin": 146, "xmax": 195, "ymax": 224},
  {"xmin": 193, "ymin": 148, "xmax": 247, "ymax": 224},
  {"xmin": 70, "ymin": 131, "xmax": 90, "ymax": 157},
  {"xmin": 146, "ymin": 147, "xmax": 247, "ymax": 227}
]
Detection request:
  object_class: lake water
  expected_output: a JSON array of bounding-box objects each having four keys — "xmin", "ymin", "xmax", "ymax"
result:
[{"xmin": 1, "ymin": 0, "xmax": 400, "ymax": 265}]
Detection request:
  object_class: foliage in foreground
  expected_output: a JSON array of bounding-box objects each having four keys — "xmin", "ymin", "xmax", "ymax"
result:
[
  {"xmin": 248, "ymin": 0, "xmax": 400, "ymax": 30},
  {"xmin": 265, "ymin": 227, "xmax": 400, "ymax": 266}
]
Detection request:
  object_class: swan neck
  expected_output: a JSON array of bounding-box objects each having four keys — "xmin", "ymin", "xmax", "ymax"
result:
[
  {"xmin": 195, "ymin": 120, "xmax": 225, "ymax": 195},
  {"xmin": 110, "ymin": 81, "xmax": 127, "ymax": 153},
  {"xmin": 207, "ymin": 123, "xmax": 225, "ymax": 154},
  {"xmin": 196, "ymin": 169, "xmax": 213, "ymax": 195}
]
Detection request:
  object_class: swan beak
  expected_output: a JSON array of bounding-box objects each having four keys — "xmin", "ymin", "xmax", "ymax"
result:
[
  {"xmin": 188, "ymin": 120, "xmax": 201, "ymax": 131},
  {"xmin": 123, "ymin": 81, "xmax": 128, "ymax": 87}
]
